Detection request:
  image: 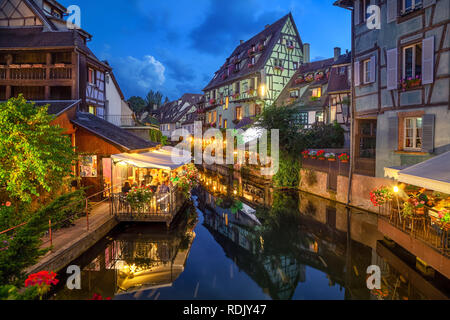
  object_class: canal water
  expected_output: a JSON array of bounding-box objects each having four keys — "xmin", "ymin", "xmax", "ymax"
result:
[{"xmin": 52, "ymin": 168, "xmax": 449, "ymax": 300}]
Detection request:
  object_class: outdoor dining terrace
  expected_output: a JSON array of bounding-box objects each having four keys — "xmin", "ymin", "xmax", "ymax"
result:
[{"xmin": 111, "ymin": 185, "xmax": 187, "ymax": 226}]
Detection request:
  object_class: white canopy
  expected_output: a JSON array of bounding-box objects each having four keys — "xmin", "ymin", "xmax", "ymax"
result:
[
  {"xmin": 111, "ymin": 146, "xmax": 192, "ymax": 171},
  {"xmin": 384, "ymin": 151, "xmax": 450, "ymax": 194}
]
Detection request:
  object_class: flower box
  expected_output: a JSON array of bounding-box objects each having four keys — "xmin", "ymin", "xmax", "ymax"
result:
[
  {"xmin": 54, "ymin": 63, "xmax": 65, "ymax": 68},
  {"xmin": 232, "ymin": 93, "xmax": 240, "ymax": 100},
  {"xmin": 325, "ymin": 153, "xmax": 336, "ymax": 161},
  {"xmin": 286, "ymin": 45, "xmax": 295, "ymax": 50},
  {"xmin": 370, "ymin": 186, "xmax": 393, "ymax": 207},
  {"xmin": 295, "ymin": 78, "xmax": 304, "ymax": 84},
  {"xmin": 400, "ymin": 76, "xmax": 422, "ymax": 91},
  {"xmin": 209, "ymin": 99, "xmax": 216, "ymax": 105},
  {"xmin": 301, "ymin": 150, "xmax": 309, "ymax": 159},
  {"xmin": 9, "ymin": 64, "xmax": 20, "ymax": 68},
  {"xmin": 315, "ymin": 73, "xmax": 324, "ymax": 81},
  {"xmin": 274, "ymin": 66, "xmax": 284, "ymax": 72},
  {"xmin": 305, "ymin": 74, "xmax": 314, "ymax": 82},
  {"xmin": 20, "ymin": 64, "xmax": 32, "ymax": 68},
  {"xmin": 339, "ymin": 153, "xmax": 350, "ymax": 163},
  {"xmin": 248, "ymin": 63, "xmax": 255, "ymax": 68},
  {"xmin": 316, "ymin": 150, "xmax": 325, "ymax": 160},
  {"xmin": 32, "ymin": 64, "xmax": 44, "ymax": 68}
]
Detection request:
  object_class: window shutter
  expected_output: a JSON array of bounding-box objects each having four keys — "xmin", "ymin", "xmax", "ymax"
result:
[
  {"xmin": 387, "ymin": 0, "xmax": 397, "ymax": 23},
  {"xmin": 386, "ymin": 48, "xmax": 398, "ymax": 90},
  {"xmin": 354, "ymin": 0, "xmax": 360, "ymax": 26},
  {"xmin": 369, "ymin": 55, "xmax": 376, "ymax": 83},
  {"xmin": 388, "ymin": 117, "xmax": 398, "ymax": 151},
  {"xmin": 423, "ymin": 0, "xmax": 436, "ymax": 8},
  {"xmin": 422, "ymin": 36, "xmax": 435, "ymax": 85},
  {"xmin": 422, "ymin": 114, "xmax": 435, "ymax": 153},
  {"xmin": 354, "ymin": 61, "xmax": 360, "ymax": 86}
]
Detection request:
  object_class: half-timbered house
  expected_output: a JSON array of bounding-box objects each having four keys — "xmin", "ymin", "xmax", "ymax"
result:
[{"xmin": 203, "ymin": 13, "xmax": 306, "ymax": 130}]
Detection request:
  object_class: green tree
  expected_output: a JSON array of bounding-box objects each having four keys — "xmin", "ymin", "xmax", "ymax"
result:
[
  {"xmin": 127, "ymin": 96, "xmax": 147, "ymax": 118},
  {"xmin": 0, "ymin": 96, "xmax": 77, "ymax": 204},
  {"xmin": 145, "ymin": 90, "xmax": 164, "ymax": 112}
]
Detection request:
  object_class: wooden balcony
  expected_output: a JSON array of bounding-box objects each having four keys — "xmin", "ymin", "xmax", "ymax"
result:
[{"xmin": 0, "ymin": 64, "xmax": 74, "ymax": 83}]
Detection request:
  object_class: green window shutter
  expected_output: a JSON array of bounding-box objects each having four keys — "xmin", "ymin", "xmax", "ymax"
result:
[
  {"xmin": 422, "ymin": 114, "xmax": 435, "ymax": 153},
  {"xmin": 388, "ymin": 116, "xmax": 398, "ymax": 151}
]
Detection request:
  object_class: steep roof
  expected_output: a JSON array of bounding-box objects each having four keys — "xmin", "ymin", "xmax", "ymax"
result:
[
  {"xmin": 203, "ymin": 13, "xmax": 300, "ymax": 91},
  {"xmin": 158, "ymin": 94, "xmax": 203, "ymax": 124},
  {"xmin": 328, "ymin": 52, "xmax": 351, "ymax": 93},
  {"xmin": 33, "ymin": 100, "xmax": 80, "ymax": 116},
  {"xmin": 72, "ymin": 112, "xmax": 158, "ymax": 151},
  {"xmin": 276, "ymin": 57, "xmax": 335, "ymax": 108}
]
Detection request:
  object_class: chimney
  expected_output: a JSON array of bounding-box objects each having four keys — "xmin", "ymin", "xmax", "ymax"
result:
[
  {"xmin": 265, "ymin": 24, "xmax": 270, "ymax": 29},
  {"xmin": 303, "ymin": 43, "xmax": 310, "ymax": 63},
  {"xmin": 240, "ymin": 40, "xmax": 244, "ymax": 44},
  {"xmin": 334, "ymin": 47, "xmax": 341, "ymax": 61}
]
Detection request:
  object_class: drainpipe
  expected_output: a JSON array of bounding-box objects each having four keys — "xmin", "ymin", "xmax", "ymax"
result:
[{"xmin": 346, "ymin": 5, "xmax": 355, "ymax": 208}]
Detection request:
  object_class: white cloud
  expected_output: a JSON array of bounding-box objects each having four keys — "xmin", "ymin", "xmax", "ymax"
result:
[{"xmin": 114, "ymin": 55, "xmax": 166, "ymax": 95}]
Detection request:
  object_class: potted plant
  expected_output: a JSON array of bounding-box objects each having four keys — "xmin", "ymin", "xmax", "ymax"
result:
[
  {"xmin": 209, "ymin": 98, "xmax": 216, "ymax": 105},
  {"xmin": 274, "ymin": 66, "xmax": 284, "ymax": 72},
  {"xmin": 317, "ymin": 150, "xmax": 325, "ymax": 160},
  {"xmin": 409, "ymin": 197, "xmax": 426, "ymax": 215},
  {"xmin": 247, "ymin": 88, "xmax": 255, "ymax": 95},
  {"xmin": 369, "ymin": 186, "xmax": 393, "ymax": 207},
  {"xmin": 325, "ymin": 153, "xmax": 336, "ymax": 161},
  {"xmin": 295, "ymin": 77, "xmax": 304, "ymax": 84},
  {"xmin": 400, "ymin": 75, "xmax": 422, "ymax": 91},
  {"xmin": 287, "ymin": 44, "xmax": 295, "ymax": 50},
  {"xmin": 438, "ymin": 209, "xmax": 450, "ymax": 230},
  {"xmin": 339, "ymin": 153, "xmax": 350, "ymax": 163},
  {"xmin": 301, "ymin": 150, "xmax": 309, "ymax": 159},
  {"xmin": 232, "ymin": 92, "xmax": 240, "ymax": 100},
  {"xmin": 402, "ymin": 201, "xmax": 415, "ymax": 217},
  {"xmin": 126, "ymin": 186, "xmax": 154, "ymax": 211},
  {"xmin": 309, "ymin": 150, "xmax": 317, "ymax": 159},
  {"xmin": 257, "ymin": 44, "xmax": 264, "ymax": 51},
  {"xmin": 315, "ymin": 73, "xmax": 324, "ymax": 81},
  {"xmin": 305, "ymin": 74, "xmax": 314, "ymax": 82}
]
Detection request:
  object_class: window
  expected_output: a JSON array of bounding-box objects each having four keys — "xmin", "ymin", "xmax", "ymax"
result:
[
  {"xmin": 212, "ymin": 111, "xmax": 217, "ymax": 122},
  {"xmin": 358, "ymin": 120, "xmax": 377, "ymax": 158},
  {"xmin": 293, "ymin": 62, "xmax": 298, "ymax": 70},
  {"xmin": 223, "ymin": 119, "xmax": 227, "ymax": 129},
  {"xmin": 224, "ymin": 96, "xmax": 229, "ymax": 110},
  {"xmin": 88, "ymin": 105, "xmax": 95, "ymax": 115},
  {"xmin": 339, "ymin": 66, "xmax": 346, "ymax": 75},
  {"xmin": 330, "ymin": 106, "xmax": 337, "ymax": 123},
  {"xmin": 208, "ymin": 112, "xmax": 212, "ymax": 123},
  {"xmin": 219, "ymin": 115, "xmax": 222, "ymax": 128},
  {"xmin": 403, "ymin": 43, "xmax": 422, "ymax": 80},
  {"xmin": 235, "ymin": 106, "xmax": 242, "ymax": 120},
  {"xmin": 295, "ymin": 112, "xmax": 308, "ymax": 125},
  {"xmin": 96, "ymin": 107, "xmax": 104, "ymax": 118},
  {"xmin": 290, "ymin": 90, "xmax": 299, "ymax": 98},
  {"xmin": 316, "ymin": 112, "xmax": 324, "ymax": 123},
  {"xmin": 363, "ymin": 59, "xmax": 371, "ymax": 84},
  {"xmin": 312, "ymin": 87, "xmax": 321, "ymax": 98},
  {"xmin": 402, "ymin": 0, "xmax": 423, "ymax": 13},
  {"xmin": 404, "ymin": 117, "xmax": 423, "ymax": 150},
  {"xmin": 273, "ymin": 58, "xmax": 283, "ymax": 67},
  {"xmin": 88, "ymin": 68, "xmax": 95, "ymax": 84}
]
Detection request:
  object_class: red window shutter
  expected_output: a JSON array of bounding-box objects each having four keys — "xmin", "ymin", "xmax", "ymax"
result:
[
  {"xmin": 386, "ymin": 48, "xmax": 398, "ymax": 90},
  {"xmin": 387, "ymin": 0, "xmax": 397, "ymax": 23},
  {"xmin": 354, "ymin": 0, "xmax": 360, "ymax": 26},
  {"xmin": 354, "ymin": 61, "xmax": 360, "ymax": 86},
  {"xmin": 369, "ymin": 56, "xmax": 376, "ymax": 83},
  {"xmin": 422, "ymin": 36, "xmax": 435, "ymax": 85}
]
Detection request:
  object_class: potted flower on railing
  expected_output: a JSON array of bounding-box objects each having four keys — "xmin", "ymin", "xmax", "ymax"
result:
[
  {"xmin": 257, "ymin": 44, "xmax": 264, "ymax": 51},
  {"xmin": 400, "ymin": 75, "xmax": 422, "ymax": 91},
  {"xmin": 309, "ymin": 150, "xmax": 317, "ymax": 159},
  {"xmin": 301, "ymin": 150, "xmax": 309, "ymax": 159},
  {"xmin": 232, "ymin": 92, "xmax": 240, "ymax": 100},
  {"xmin": 369, "ymin": 186, "xmax": 393, "ymax": 207},
  {"xmin": 295, "ymin": 77, "xmax": 304, "ymax": 84},
  {"xmin": 305, "ymin": 74, "xmax": 314, "ymax": 82},
  {"xmin": 315, "ymin": 73, "xmax": 324, "ymax": 81},
  {"xmin": 310, "ymin": 96, "xmax": 320, "ymax": 102},
  {"xmin": 339, "ymin": 153, "xmax": 350, "ymax": 163},
  {"xmin": 437, "ymin": 209, "xmax": 450, "ymax": 231},
  {"xmin": 325, "ymin": 153, "xmax": 336, "ymax": 161},
  {"xmin": 409, "ymin": 197, "xmax": 426, "ymax": 215},
  {"xmin": 274, "ymin": 66, "xmax": 284, "ymax": 72},
  {"xmin": 126, "ymin": 186, "xmax": 154, "ymax": 211},
  {"xmin": 286, "ymin": 44, "xmax": 295, "ymax": 50},
  {"xmin": 209, "ymin": 98, "xmax": 216, "ymax": 105},
  {"xmin": 248, "ymin": 63, "xmax": 255, "ymax": 68},
  {"xmin": 247, "ymin": 88, "xmax": 255, "ymax": 96},
  {"xmin": 317, "ymin": 150, "xmax": 325, "ymax": 160}
]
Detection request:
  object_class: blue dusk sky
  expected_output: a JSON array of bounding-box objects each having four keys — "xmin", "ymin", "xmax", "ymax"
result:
[{"xmin": 59, "ymin": 0, "xmax": 351, "ymax": 101}]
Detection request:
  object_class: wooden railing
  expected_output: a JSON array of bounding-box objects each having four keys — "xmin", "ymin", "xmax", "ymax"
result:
[
  {"xmin": 381, "ymin": 204, "xmax": 449, "ymax": 257},
  {"xmin": 110, "ymin": 185, "xmax": 187, "ymax": 224},
  {"xmin": 10, "ymin": 68, "xmax": 46, "ymax": 80},
  {"xmin": 0, "ymin": 65, "xmax": 73, "ymax": 81}
]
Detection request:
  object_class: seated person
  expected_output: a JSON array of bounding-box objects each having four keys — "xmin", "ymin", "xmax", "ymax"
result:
[
  {"xmin": 122, "ymin": 181, "xmax": 131, "ymax": 194},
  {"xmin": 158, "ymin": 180, "xmax": 170, "ymax": 194}
]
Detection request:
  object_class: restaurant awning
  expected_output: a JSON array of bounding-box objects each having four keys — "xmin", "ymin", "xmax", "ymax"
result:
[
  {"xmin": 111, "ymin": 146, "xmax": 191, "ymax": 170},
  {"xmin": 384, "ymin": 151, "xmax": 450, "ymax": 194}
]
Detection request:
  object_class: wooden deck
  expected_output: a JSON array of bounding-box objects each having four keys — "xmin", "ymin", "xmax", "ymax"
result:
[{"xmin": 111, "ymin": 186, "xmax": 187, "ymax": 226}]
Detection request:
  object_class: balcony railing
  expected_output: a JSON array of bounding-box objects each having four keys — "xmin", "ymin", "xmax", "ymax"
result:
[
  {"xmin": 104, "ymin": 115, "xmax": 139, "ymax": 127},
  {"xmin": 0, "ymin": 65, "xmax": 73, "ymax": 81}
]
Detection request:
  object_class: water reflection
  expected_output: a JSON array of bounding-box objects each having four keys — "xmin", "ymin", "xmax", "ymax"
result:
[{"xmin": 53, "ymin": 167, "xmax": 449, "ymax": 300}]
